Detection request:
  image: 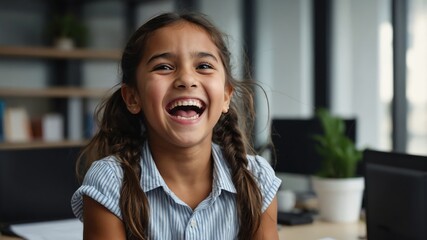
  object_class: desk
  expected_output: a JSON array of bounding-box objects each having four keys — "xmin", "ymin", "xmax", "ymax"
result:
[
  {"xmin": 278, "ymin": 220, "xmax": 366, "ymax": 240},
  {"xmin": 1, "ymin": 220, "xmax": 366, "ymax": 240},
  {"xmin": 0, "ymin": 236, "xmax": 16, "ymax": 240}
]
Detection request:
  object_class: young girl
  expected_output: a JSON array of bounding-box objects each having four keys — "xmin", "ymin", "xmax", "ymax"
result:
[{"xmin": 71, "ymin": 12, "xmax": 281, "ymax": 240}]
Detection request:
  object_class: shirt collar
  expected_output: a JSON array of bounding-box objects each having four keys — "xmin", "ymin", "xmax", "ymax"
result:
[
  {"xmin": 140, "ymin": 141, "xmax": 167, "ymax": 193},
  {"xmin": 211, "ymin": 143, "xmax": 237, "ymax": 194},
  {"xmin": 139, "ymin": 141, "xmax": 236, "ymax": 194}
]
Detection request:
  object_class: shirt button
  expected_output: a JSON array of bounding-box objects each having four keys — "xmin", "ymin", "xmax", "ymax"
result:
[{"xmin": 190, "ymin": 219, "xmax": 197, "ymax": 227}]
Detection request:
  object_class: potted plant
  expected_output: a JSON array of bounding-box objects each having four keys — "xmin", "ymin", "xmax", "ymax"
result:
[
  {"xmin": 48, "ymin": 13, "xmax": 87, "ymax": 50},
  {"xmin": 311, "ymin": 108, "xmax": 364, "ymax": 223}
]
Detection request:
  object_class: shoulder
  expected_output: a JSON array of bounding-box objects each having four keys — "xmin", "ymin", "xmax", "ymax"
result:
[
  {"xmin": 246, "ymin": 155, "xmax": 275, "ymax": 178},
  {"xmin": 71, "ymin": 156, "xmax": 124, "ymax": 221},
  {"xmin": 83, "ymin": 156, "xmax": 126, "ymax": 196},
  {"xmin": 85, "ymin": 156, "xmax": 124, "ymax": 182},
  {"xmin": 246, "ymin": 154, "xmax": 282, "ymax": 212}
]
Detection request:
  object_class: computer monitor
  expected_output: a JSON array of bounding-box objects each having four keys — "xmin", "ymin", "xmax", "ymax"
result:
[
  {"xmin": 0, "ymin": 146, "xmax": 81, "ymax": 225},
  {"xmin": 271, "ymin": 118, "xmax": 358, "ymax": 175},
  {"xmin": 364, "ymin": 149, "xmax": 427, "ymax": 240}
]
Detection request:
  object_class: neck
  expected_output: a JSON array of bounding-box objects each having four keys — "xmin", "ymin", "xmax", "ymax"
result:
[
  {"xmin": 148, "ymin": 140, "xmax": 214, "ymax": 209},
  {"xmin": 148, "ymin": 140, "xmax": 213, "ymax": 185}
]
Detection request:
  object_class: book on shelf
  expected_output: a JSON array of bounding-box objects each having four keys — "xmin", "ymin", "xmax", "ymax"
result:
[
  {"xmin": 30, "ymin": 113, "xmax": 65, "ymax": 142},
  {"xmin": 31, "ymin": 117, "xmax": 43, "ymax": 140},
  {"xmin": 1, "ymin": 107, "xmax": 66, "ymax": 144},
  {"xmin": 68, "ymin": 98, "xmax": 83, "ymax": 141},
  {"xmin": 0, "ymin": 100, "xmax": 5, "ymax": 142},
  {"xmin": 85, "ymin": 99, "xmax": 99, "ymax": 138},
  {"xmin": 3, "ymin": 107, "xmax": 32, "ymax": 142},
  {"xmin": 42, "ymin": 113, "xmax": 64, "ymax": 142}
]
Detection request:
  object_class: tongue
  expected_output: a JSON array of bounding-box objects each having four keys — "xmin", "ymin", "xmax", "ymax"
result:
[{"xmin": 174, "ymin": 110, "xmax": 198, "ymax": 117}]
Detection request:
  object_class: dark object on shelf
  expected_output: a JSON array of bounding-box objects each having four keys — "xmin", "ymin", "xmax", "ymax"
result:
[
  {"xmin": 277, "ymin": 211, "xmax": 314, "ymax": 226},
  {"xmin": 47, "ymin": 13, "xmax": 88, "ymax": 48}
]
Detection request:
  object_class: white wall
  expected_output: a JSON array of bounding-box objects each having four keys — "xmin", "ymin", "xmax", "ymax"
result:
[
  {"xmin": 256, "ymin": 0, "xmax": 313, "ymax": 119},
  {"xmin": 253, "ymin": 0, "xmax": 313, "ymax": 154},
  {"xmin": 0, "ymin": 1, "xmax": 48, "ymax": 89},
  {"xmin": 136, "ymin": 0, "xmax": 175, "ymax": 26},
  {"xmin": 199, "ymin": 0, "xmax": 243, "ymax": 79},
  {"xmin": 255, "ymin": 0, "xmax": 313, "ymax": 192},
  {"xmin": 331, "ymin": 0, "xmax": 390, "ymax": 150}
]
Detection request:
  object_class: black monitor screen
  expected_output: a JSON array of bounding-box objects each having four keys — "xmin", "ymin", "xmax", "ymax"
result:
[
  {"xmin": 271, "ymin": 118, "xmax": 357, "ymax": 175},
  {"xmin": 364, "ymin": 149, "xmax": 427, "ymax": 240},
  {"xmin": 0, "ymin": 146, "xmax": 81, "ymax": 224}
]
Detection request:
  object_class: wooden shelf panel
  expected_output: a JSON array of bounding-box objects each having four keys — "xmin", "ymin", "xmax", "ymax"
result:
[
  {"xmin": 0, "ymin": 87, "xmax": 111, "ymax": 98},
  {"xmin": 0, "ymin": 140, "xmax": 87, "ymax": 150},
  {"xmin": 0, "ymin": 46, "xmax": 121, "ymax": 60}
]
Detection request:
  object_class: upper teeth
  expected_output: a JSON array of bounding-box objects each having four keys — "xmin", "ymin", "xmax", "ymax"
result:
[{"xmin": 169, "ymin": 99, "xmax": 203, "ymax": 110}]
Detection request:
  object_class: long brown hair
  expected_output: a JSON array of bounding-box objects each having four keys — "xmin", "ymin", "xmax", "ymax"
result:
[{"xmin": 77, "ymin": 12, "xmax": 263, "ymax": 240}]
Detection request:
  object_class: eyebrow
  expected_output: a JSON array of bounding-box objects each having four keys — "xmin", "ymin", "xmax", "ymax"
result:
[
  {"xmin": 195, "ymin": 52, "xmax": 219, "ymax": 62},
  {"xmin": 146, "ymin": 52, "xmax": 175, "ymax": 64},
  {"xmin": 146, "ymin": 51, "xmax": 219, "ymax": 64}
]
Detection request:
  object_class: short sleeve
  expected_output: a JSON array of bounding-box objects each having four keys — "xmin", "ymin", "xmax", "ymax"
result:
[
  {"xmin": 71, "ymin": 158, "xmax": 123, "ymax": 221},
  {"xmin": 247, "ymin": 155, "xmax": 282, "ymax": 212}
]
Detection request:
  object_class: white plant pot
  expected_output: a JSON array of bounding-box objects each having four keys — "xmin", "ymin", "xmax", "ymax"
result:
[{"xmin": 312, "ymin": 176, "xmax": 364, "ymax": 223}]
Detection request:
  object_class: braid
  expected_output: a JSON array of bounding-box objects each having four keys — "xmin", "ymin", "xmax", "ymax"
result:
[
  {"xmin": 215, "ymin": 106, "xmax": 263, "ymax": 240},
  {"xmin": 119, "ymin": 158, "xmax": 149, "ymax": 240},
  {"xmin": 77, "ymin": 89, "xmax": 150, "ymax": 239}
]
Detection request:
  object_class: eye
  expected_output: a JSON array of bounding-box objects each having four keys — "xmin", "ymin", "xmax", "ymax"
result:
[
  {"xmin": 153, "ymin": 64, "xmax": 174, "ymax": 71},
  {"xmin": 196, "ymin": 62, "xmax": 214, "ymax": 70}
]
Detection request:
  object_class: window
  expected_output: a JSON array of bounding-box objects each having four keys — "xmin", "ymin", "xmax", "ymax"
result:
[{"xmin": 406, "ymin": 0, "xmax": 427, "ymax": 155}]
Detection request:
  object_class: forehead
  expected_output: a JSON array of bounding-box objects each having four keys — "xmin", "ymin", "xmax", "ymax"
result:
[{"xmin": 142, "ymin": 21, "xmax": 220, "ymax": 58}]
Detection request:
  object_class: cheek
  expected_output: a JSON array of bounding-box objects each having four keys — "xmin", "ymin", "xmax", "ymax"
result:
[
  {"xmin": 138, "ymin": 80, "xmax": 167, "ymax": 112},
  {"xmin": 208, "ymin": 82, "xmax": 229, "ymax": 105}
]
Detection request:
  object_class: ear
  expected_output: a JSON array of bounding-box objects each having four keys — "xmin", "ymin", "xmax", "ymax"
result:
[
  {"xmin": 222, "ymin": 84, "xmax": 233, "ymax": 113},
  {"xmin": 121, "ymin": 84, "xmax": 142, "ymax": 114}
]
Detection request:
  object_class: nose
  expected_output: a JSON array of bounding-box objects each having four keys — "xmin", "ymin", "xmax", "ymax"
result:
[{"xmin": 174, "ymin": 68, "xmax": 198, "ymax": 89}]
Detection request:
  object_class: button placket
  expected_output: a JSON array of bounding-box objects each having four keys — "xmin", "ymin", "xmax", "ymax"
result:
[{"xmin": 190, "ymin": 219, "xmax": 197, "ymax": 228}]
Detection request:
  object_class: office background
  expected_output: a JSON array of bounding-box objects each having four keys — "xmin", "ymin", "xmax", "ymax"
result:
[{"xmin": 0, "ymin": 0, "xmax": 426, "ymax": 191}]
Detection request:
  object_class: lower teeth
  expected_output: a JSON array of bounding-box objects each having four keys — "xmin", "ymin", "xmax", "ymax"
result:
[{"xmin": 175, "ymin": 114, "xmax": 200, "ymax": 120}]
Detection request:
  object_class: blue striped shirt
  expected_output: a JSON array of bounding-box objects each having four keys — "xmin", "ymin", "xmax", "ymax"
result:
[{"xmin": 71, "ymin": 142, "xmax": 281, "ymax": 240}]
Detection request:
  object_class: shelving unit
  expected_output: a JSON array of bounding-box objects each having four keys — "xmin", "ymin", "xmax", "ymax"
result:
[
  {"xmin": 0, "ymin": 46, "xmax": 121, "ymax": 60},
  {"xmin": 0, "ymin": 87, "xmax": 109, "ymax": 98},
  {"xmin": 0, "ymin": 46, "xmax": 121, "ymax": 149},
  {"xmin": 0, "ymin": 0, "xmax": 139, "ymax": 150},
  {"xmin": 0, "ymin": 140, "xmax": 87, "ymax": 150}
]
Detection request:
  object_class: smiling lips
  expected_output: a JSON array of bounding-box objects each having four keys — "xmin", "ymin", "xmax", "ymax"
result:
[{"xmin": 167, "ymin": 98, "xmax": 206, "ymax": 120}]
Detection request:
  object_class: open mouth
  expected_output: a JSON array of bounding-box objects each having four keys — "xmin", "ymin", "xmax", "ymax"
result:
[{"xmin": 166, "ymin": 98, "xmax": 206, "ymax": 120}]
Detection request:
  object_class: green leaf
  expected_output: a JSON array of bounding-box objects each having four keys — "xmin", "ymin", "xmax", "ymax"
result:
[{"xmin": 312, "ymin": 108, "xmax": 363, "ymax": 178}]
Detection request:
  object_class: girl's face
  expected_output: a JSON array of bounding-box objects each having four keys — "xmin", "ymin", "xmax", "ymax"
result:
[{"xmin": 123, "ymin": 21, "xmax": 232, "ymax": 149}]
